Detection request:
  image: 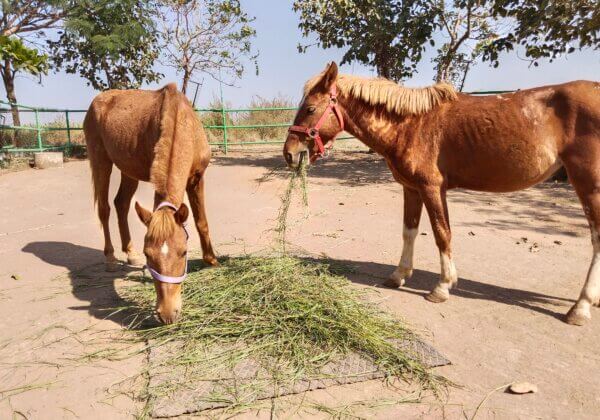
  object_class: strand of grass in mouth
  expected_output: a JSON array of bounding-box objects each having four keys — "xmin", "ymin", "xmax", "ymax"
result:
[
  {"xmin": 275, "ymin": 160, "xmax": 308, "ymax": 254},
  {"xmin": 117, "ymin": 256, "xmax": 447, "ymax": 402}
]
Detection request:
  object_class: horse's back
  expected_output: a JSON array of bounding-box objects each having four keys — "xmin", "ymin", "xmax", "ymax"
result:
[
  {"xmin": 84, "ymin": 84, "xmax": 209, "ymax": 182},
  {"xmin": 436, "ymin": 80, "xmax": 599, "ymax": 191}
]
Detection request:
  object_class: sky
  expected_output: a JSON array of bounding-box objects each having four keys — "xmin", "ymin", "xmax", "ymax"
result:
[{"xmin": 4, "ymin": 0, "xmax": 600, "ymax": 113}]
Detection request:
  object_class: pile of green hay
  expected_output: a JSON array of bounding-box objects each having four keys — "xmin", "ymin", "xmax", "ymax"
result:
[{"xmin": 122, "ymin": 256, "xmax": 444, "ymax": 397}]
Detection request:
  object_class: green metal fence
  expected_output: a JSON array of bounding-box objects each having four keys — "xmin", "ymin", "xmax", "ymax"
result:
[{"xmin": 0, "ymin": 90, "xmax": 512, "ymax": 155}]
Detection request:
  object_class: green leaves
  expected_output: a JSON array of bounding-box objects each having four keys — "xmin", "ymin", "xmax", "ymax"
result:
[
  {"xmin": 293, "ymin": 0, "xmax": 438, "ymax": 81},
  {"xmin": 48, "ymin": 0, "xmax": 163, "ymax": 90},
  {"xmin": 483, "ymin": 0, "xmax": 599, "ymax": 65},
  {"xmin": 0, "ymin": 36, "xmax": 48, "ymax": 76},
  {"xmin": 294, "ymin": 0, "xmax": 599, "ymax": 86}
]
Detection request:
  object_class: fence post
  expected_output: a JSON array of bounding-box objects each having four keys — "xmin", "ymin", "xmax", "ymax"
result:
[
  {"xmin": 34, "ymin": 108, "xmax": 42, "ymax": 151},
  {"xmin": 65, "ymin": 110, "xmax": 72, "ymax": 155},
  {"xmin": 219, "ymin": 78, "xmax": 228, "ymax": 154}
]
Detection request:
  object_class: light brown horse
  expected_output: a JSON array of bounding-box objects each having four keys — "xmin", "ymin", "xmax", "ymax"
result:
[
  {"xmin": 84, "ymin": 83, "xmax": 218, "ymax": 324},
  {"xmin": 284, "ymin": 62, "xmax": 600, "ymax": 326}
]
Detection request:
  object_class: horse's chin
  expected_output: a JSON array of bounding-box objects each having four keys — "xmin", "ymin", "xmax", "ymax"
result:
[{"xmin": 155, "ymin": 305, "xmax": 181, "ymax": 324}]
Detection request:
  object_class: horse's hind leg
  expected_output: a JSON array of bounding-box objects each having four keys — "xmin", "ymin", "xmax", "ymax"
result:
[
  {"xmin": 88, "ymin": 147, "xmax": 118, "ymax": 271},
  {"xmin": 186, "ymin": 172, "xmax": 218, "ymax": 266},
  {"xmin": 563, "ymin": 162, "xmax": 600, "ymax": 325},
  {"xmin": 114, "ymin": 173, "xmax": 143, "ymax": 266},
  {"xmin": 385, "ymin": 187, "xmax": 423, "ymax": 287}
]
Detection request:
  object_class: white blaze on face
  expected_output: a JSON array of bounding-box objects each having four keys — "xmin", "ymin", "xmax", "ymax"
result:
[{"xmin": 161, "ymin": 241, "xmax": 169, "ymax": 256}]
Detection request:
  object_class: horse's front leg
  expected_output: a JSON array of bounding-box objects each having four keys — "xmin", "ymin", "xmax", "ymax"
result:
[
  {"xmin": 385, "ymin": 186, "xmax": 423, "ymax": 287},
  {"xmin": 114, "ymin": 174, "xmax": 143, "ymax": 266},
  {"xmin": 421, "ymin": 185, "xmax": 457, "ymax": 303},
  {"xmin": 186, "ymin": 172, "xmax": 218, "ymax": 266}
]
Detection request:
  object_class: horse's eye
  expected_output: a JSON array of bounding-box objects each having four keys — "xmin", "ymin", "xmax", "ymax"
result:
[{"xmin": 307, "ymin": 106, "xmax": 316, "ymax": 114}]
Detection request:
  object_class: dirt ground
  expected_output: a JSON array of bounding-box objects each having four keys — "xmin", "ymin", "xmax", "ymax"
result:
[{"xmin": 1, "ymin": 151, "xmax": 598, "ymax": 419}]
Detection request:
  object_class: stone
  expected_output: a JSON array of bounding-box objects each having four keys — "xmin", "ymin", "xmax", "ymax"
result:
[{"xmin": 34, "ymin": 152, "xmax": 63, "ymax": 169}]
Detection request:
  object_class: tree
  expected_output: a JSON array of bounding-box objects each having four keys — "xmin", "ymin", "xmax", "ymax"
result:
[
  {"xmin": 1, "ymin": 1, "xmax": 68, "ymax": 129},
  {"xmin": 484, "ymin": 0, "xmax": 599, "ymax": 66},
  {"xmin": 294, "ymin": 0, "xmax": 599, "ymax": 88},
  {"xmin": 430, "ymin": 0, "xmax": 498, "ymax": 89},
  {"xmin": 294, "ymin": 0, "xmax": 438, "ymax": 81},
  {"xmin": 158, "ymin": 0, "xmax": 257, "ymax": 94},
  {"xmin": 0, "ymin": 1, "xmax": 66, "ymax": 37},
  {"xmin": 0, "ymin": 36, "xmax": 48, "ymax": 141},
  {"xmin": 48, "ymin": 0, "xmax": 162, "ymax": 90}
]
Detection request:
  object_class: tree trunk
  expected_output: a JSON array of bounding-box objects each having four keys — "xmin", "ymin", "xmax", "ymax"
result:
[
  {"xmin": 458, "ymin": 61, "xmax": 471, "ymax": 92},
  {"xmin": 1, "ymin": 60, "xmax": 21, "ymax": 147},
  {"xmin": 181, "ymin": 69, "xmax": 190, "ymax": 95},
  {"xmin": 436, "ymin": 57, "xmax": 452, "ymax": 83}
]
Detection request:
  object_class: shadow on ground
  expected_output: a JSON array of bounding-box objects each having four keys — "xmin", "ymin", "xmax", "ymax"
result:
[
  {"xmin": 217, "ymin": 151, "xmax": 394, "ymax": 187},
  {"xmin": 21, "ymin": 241, "xmax": 215, "ymax": 327},
  {"xmin": 217, "ymin": 152, "xmax": 586, "ymax": 237},
  {"xmin": 22, "ymin": 241, "xmax": 144, "ymax": 325},
  {"xmin": 20, "ymin": 241, "xmax": 575, "ymax": 325},
  {"xmin": 449, "ymin": 184, "xmax": 586, "ymax": 236},
  {"xmin": 313, "ymin": 257, "xmax": 574, "ymax": 322}
]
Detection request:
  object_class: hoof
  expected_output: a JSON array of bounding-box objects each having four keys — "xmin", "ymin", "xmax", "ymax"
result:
[
  {"xmin": 565, "ymin": 306, "xmax": 591, "ymax": 326},
  {"xmin": 204, "ymin": 256, "xmax": 219, "ymax": 267},
  {"xmin": 383, "ymin": 278, "xmax": 402, "ymax": 288},
  {"xmin": 105, "ymin": 261, "xmax": 121, "ymax": 272},
  {"xmin": 127, "ymin": 253, "xmax": 145, "ymax": 267},
  {"xmin": 385, "ymin": 267, "xmax": 411, "ymax": 288},
  {"xmin": 425, "ymin": 287, "xmax": 449, "ymax": 303}
]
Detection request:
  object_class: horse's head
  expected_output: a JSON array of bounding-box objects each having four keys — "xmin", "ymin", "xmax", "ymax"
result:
[
  {"xmin": 135, "ymin": 201, "xmax": 189, "ymax": 324},
  {"xmin": 284, "ymin": 62, "xmax": 344, "ymax": 168}
]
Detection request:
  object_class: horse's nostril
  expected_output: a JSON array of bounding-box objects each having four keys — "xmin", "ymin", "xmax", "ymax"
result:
[{"xmin": 285, "ymin": 152, "xmax": 293, "ymax": 163}]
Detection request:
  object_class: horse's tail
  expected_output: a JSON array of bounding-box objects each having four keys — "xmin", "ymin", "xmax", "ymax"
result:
[{"xmin": 83, "ymin": 99, "xmax": 104, "ymax": 210}]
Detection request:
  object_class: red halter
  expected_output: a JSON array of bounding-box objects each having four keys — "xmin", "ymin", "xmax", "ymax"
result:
[{"xmin": 288, "ymin": 85, "xmax": 345, "ymax": 162}]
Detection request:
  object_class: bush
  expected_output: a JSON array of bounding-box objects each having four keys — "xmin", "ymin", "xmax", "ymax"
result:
[
  {"xmin": 234, "ymin": 95, "xmax": 295, "ymax": 142},
  {"xmin": 199, "ymin": 94, "xmax": 295, "ymax": 145}
]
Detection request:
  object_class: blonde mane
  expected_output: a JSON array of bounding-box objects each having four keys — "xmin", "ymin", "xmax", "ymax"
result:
[
  {"xmin": 147, "ymin": 209, "xmax": 177, "ymax": 243},
  {"xmin": 304, "ymin": 73, "xmax": 457, "ymax": 116}
]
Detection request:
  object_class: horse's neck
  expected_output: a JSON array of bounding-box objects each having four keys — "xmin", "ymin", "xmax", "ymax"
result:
[
  {"xmin": 340, "ymin": 95, "xmax": 414, "ymax": 157},
  {"xmin": 150, "ymin": 140, "xmax": 193, "ymax": 207},
  {"xmin": 157, "ymin": 169, "xmax": 189, "ymax": 206}
]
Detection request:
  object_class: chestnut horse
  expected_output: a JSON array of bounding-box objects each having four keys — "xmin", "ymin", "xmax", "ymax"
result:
[
  {"xmin": 284, "ymin": 62, "xmax": 600, "ymax": 326},
  {"xmin": 84, "ymin": 83, "xmax": 218, "ymax": 324}
]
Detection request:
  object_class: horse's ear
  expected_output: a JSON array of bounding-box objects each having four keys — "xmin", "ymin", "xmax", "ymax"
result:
[
  {"xmin": 174, "ymin": 203, "xmax": 189, "ymax": 225},
  {"xmin": 319, "ymin": 61, "xmax": 338, "ymax": 91},
  {"xmin": 135, "ymin": 202, "xmax": 152, "ymax": 226}
]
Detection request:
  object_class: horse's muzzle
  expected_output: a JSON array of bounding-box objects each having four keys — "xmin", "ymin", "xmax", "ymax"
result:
[{"xmin": 284, "ymin": 150, "xmax": 308, "ymax": 170}]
